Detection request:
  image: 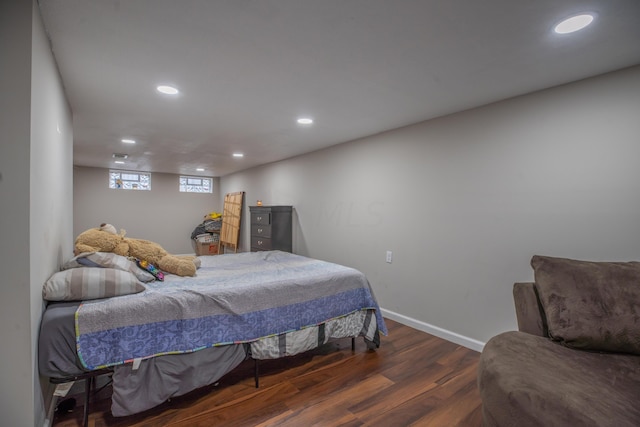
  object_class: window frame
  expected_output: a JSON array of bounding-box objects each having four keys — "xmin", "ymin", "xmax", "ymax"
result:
[
  {"xmin": 179, "ymin": 175, "xmax": 213, "ymax": 193},
  {"xmin": 109, "ymin": 169, "xmax": 151, "ymax": 191}
]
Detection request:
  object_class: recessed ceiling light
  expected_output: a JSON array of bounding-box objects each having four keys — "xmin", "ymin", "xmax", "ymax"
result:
[
  {"xmin": 554, "ymin": 13, "xmax": 594, "ymax": 34},
  {"xmin": 232, "ymin": 153, "xmax": 244, "ymax": 158},
  {"xmin": 121, "ymin": 138, "xmax": 136, "ymax": 144},
  {"xmin": 196, "ymin": 168, "xmax": 205, "ymax": 172},
  {"xmin": 114, "ymin": 160, "xmax": 125, "ymax": 165},
  {"xmin": 157, "ymin": 85, "xmax": 179, "ymax": 95},
  {"xmin": 297, "ymin": 117, "xmax": 313, "ymax": 125}
]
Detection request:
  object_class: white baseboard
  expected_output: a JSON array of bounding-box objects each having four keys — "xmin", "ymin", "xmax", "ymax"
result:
[{"xmin": 381, "ymin": 308, "xmax": 485, "ymax": 353}]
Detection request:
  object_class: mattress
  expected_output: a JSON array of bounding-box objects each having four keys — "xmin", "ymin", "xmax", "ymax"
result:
[
  {"xmin": 39, "ymin": 301, "xmax": 378, "ymax": 416},
  {"xmin": 38, "ymin": 250, "xmax": 386, "ymax": 416},
  {"xmin": 39, "ymin": 300, "xmax": 247, "ymax": 416},
  {"xmin": 39, "ymin": 301, "xmax": 85, "ymax": 378}
]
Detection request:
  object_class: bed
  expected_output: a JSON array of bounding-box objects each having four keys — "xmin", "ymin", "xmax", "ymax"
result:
[{"xmin": 39, "ymin": 250, "xmax": 387, "ymax": 420}]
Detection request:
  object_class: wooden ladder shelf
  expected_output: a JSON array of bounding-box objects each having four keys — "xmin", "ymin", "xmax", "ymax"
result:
[{"xmin": 218, "ymin": 191, "xmax": 244, "ymax": 254}]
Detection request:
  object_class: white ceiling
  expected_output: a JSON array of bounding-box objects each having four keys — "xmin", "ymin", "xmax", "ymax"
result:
[{"xmin": 38, "ymin": 0, "xmax": 640, "ymax": 177}]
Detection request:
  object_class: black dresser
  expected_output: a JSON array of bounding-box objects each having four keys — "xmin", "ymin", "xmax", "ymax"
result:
[{"xmin": 249, "ymin": 205, "xmax": 293, "ymax": 252}]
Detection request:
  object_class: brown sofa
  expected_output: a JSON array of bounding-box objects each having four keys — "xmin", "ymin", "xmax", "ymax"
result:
[{"xmin": 477, "ymin": 256, "xmax": 640, "ymax": 427}]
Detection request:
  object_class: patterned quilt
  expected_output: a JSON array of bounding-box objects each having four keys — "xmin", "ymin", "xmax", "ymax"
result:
[{"xmin": 75, "ymin": 250, "xmax": 387, "ymax": 369}]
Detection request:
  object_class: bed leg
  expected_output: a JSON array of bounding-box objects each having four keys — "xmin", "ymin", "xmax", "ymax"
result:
[
  {"xmin": 254, "ymin": 358, "xmax": 259, "ymax": 388},
  {"xmin": 45, "ymin": 393, "xmax": 59, "ymax": 427},
  {"xmin": 82, "ymin": 376, "xmax": 92, "ymax": 427},
  {"xmin": 352, "ymin": 337, "xmax": 355, "ymax": 351}
]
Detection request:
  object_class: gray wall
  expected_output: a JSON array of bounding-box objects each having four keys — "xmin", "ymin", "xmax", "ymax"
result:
[
  {"xmin": 74, "ymin": 166, "xmax": 221, "ymax": 254},
  {"xmin": 221, "ymin": 65, "xmax": 640, "ymax": 350},
  {"xmin": 0, "ymin": 1, "xmax": 74, "ymax": 425}
]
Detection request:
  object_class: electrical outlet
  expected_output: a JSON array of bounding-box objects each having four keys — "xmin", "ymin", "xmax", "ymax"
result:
[{"xmin": 386, "ymin": 251, "xmax": 393, "ymax": 263}]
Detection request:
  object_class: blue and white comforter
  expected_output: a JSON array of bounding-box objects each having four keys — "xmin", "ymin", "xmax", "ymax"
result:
[{"xmin": 76, "ymin": 251, "xmax": 387, "ymax": 369}]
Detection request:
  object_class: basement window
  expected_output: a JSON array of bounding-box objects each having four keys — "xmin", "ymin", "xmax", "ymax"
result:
[
  {"xmin": 109, "ymin": 170, "xmax": 151, "ymax": 190},
  {"xmin": 179, "ymin": 176, "xmax": 212, "ymax": 193}
]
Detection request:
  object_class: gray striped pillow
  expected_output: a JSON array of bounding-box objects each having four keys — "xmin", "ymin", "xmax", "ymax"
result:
[
  {"xmin": 43, "ymin": 267, "xmax": 145, "ymax": 301},
  {"xmin": 63, "ymin": 251, "xmax": 156, "ymax": 282}
]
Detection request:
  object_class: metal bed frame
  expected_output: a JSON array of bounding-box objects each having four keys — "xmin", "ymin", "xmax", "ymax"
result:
[
  {"xmin": 50, "ymin": 337, "xmax": 365, "ymax": 425},
  {"xmin": 49, "ymin": 369, "xmax": 113, "ymax": 427}
]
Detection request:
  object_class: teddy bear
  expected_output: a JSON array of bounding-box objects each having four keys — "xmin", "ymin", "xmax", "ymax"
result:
[{"xmin": 74, "ymin": 223, "xmax": 199, "ymax": 277}]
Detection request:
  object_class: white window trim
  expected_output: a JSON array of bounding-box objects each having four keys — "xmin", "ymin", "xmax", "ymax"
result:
[
  {"xmin": 109, "ymin": 169, "xmax": 151, "ymax": 190},
  {"xmin": 179, "ymin": 175, "xmax": 213, "ymax": 193}
]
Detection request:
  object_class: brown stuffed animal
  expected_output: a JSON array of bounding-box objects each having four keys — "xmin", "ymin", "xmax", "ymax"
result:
[
  {"xmin": 74, "ymin": 223, "xmax": 199, "ymax": 277},
  {"xmin": 74, "ymin": 224, "xmax": 129, "ymax": 256}
]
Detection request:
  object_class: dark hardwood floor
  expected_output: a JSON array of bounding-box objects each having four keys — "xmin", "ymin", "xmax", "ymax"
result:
[{"xmin": 52, "ymin": 319, "xmax": 483, "ymax": 426}]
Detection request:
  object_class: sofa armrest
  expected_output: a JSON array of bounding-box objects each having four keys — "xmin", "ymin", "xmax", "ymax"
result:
[{"xmin": 513, "ymin": 282, "xmax": 547, "ymax": 337}]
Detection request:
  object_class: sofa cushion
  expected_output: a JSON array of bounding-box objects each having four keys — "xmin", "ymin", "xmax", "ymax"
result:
[
  {"xmin": 531, "ymin": 255, "xmax": 640, "ymax": 355},
  {"xmin": 478, "ymin": 331, "xmax": 640, "ymax": 427}
]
